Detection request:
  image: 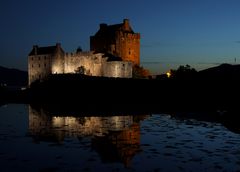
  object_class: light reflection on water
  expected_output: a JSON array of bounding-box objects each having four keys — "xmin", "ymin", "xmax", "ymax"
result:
[{"xmin": 0, "ymin": 104, "xmax": 240, "ymax": 171}]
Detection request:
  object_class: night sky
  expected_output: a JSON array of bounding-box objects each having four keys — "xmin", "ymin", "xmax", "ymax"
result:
[{"xmin": 1, "ymin": 0, "xmax": 240, "ymax": 74}]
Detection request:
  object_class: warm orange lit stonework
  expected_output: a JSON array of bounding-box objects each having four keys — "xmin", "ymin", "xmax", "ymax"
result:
[{"xmin": 90, "ymin": 19, "xmax": 140, "ymax": 65}]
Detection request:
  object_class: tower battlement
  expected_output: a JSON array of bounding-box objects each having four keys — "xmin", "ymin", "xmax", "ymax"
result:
[{"xmin": 65, "ymin": 51, "xmax": 95, "ymax": 58}]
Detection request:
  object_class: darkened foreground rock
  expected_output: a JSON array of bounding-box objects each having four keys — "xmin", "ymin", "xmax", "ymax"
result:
[
  {"xmin": 1, "ymin": 74, "xmax": 240, "ymax": 112},
  {"xmin": 26, "ymin": 74, "xmax": 240, "ymax": 112}
]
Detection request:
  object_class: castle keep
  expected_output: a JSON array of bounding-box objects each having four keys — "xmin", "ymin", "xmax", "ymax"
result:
[
  {"xmin": 90, "ymin": 19, "xmax": 140, "ymax": 65},
  {"xmin": 28, "ymin": 19, "xmax": 140, "ymax": 85}
]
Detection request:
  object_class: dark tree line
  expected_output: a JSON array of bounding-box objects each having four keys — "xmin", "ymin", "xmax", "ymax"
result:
[{"xmin": 170, "ymin": 64, "xmax": 197, "ymax": 79}]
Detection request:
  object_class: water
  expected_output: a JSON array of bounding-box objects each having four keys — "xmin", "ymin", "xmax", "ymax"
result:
[{"xmin": 0, "ymin": 104, "xmax": 239, "ymax": 171}]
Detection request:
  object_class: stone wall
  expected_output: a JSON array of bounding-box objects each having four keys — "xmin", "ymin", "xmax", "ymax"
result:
[
  {"xmin": 116, "ymin": 32, "xmax": 140, "ymax": 65},
  {"xmin": 28, "ymin": 54, "xmax": 52, "ymax": 85},
  {"xmin": 64, "ymin": 52, "xmax": 132, "ymax": 78},
  {"xmin": 64, "ymin": 52, "xmax": 106, "ymax": 76},
  {"xmin": 103, "ymin": 61, "xmax": 132, "ymax": 78},
  {"xmin": 51, "ymin": 44, "xmax": 65, "ymax": 74}
]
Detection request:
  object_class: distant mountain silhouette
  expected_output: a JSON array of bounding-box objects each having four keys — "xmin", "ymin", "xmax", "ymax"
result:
[
  {"xmin": 0, "ymin": 66, "xmax": 27, "ymax": 86},
  {"xmin": 198, "ymin": 63, "xmax": 240, "ymax": 80}
]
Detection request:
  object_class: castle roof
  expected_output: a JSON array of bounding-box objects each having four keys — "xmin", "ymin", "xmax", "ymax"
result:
[
  {"xmin": 93, "ymin": 19, "xmax": 135, "ymax": 38},
  {"xmin": 29, "ymin": 43, "xmax": 64, "ymax": 56}
]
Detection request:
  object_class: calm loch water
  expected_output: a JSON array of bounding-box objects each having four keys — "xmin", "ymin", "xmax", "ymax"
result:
[{"xmin": 0, "ymin": 104, "xmax": 240, "ymax": 171}]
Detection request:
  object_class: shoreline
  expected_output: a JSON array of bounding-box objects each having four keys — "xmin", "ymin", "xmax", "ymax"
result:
[{"xmin": 1, "ymin": 76, "xmax": 240, "ymax": 116}]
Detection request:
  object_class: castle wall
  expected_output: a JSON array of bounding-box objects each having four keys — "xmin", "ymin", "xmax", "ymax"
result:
[
  {"xmin": 90, "ymin": 36, "xmax": 108, "ymax": 54},
  {"xmin": 103, "ymin": 61, "xmax": 132, "ymax": 78},
  {"xmin": 28, "ymin": 54, "xmax": 52, "ymax": 85},
  {"xmin": 64, "ymin": 52, "xmax": 106, "ymax": 76},
  {"xmin": 51, "ymin": 44, "xmax": 65, "ymax": 74}
]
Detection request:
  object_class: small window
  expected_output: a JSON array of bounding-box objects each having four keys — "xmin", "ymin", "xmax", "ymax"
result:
[
  {"xmin": 44, "ymin": 56, "xmax": 47, "ymax": 60},
  {"xmin": 32, "ymin": 64, "xmax": 33, "ymax": 68},
  {"xmin": 39, "ymin": 64, "xmax": 40, "ymax": 68},
  {"xmin": 44, "ymin": 63, "xmax": 46, "ymax": 67},
  {"xmin": 38, "ymin": 57, "xmax": 40, "ymax": 60}
]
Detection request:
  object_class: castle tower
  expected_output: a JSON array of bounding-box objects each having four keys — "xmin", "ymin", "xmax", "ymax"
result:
[
  {"xmin": 90, "ymin": 19, "xmax": 140, "ymax": 65},
  {"xmin": 28, "ymin": 43, "xmax": 65, "ymax": 85},
  {"xmin": 51, "ymin": 43, "xmax": 65, "ymax": 74}
]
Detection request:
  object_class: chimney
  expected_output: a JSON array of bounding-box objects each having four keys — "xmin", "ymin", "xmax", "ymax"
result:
[
  {"xmin": 33, "ymin": 45, "xmax": 38, "ymax": 55},
  {"xmin": 123, "ymin": 19, "xmax": 130, "ymax": 30}
]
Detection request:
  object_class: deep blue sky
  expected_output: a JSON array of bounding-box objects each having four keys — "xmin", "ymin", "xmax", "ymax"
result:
[{"xmin": 1, "ymin": 0, "xmax": 240, "ymax": 74}]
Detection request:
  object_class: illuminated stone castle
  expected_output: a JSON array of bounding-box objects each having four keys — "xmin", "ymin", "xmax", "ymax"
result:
[{"xmin": 28, "ymin": 19, "xmax": 140, "ymax": 85}]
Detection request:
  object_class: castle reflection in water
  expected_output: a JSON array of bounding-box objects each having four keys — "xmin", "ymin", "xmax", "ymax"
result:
[{"xmin": 28, "ymin": 105, "xmax": 149, "ymax": 167}]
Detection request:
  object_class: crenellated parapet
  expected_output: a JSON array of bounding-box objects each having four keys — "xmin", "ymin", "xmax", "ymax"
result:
[
  {"xmin": 119, "ymin": 32, "xmax": 140, "ymax": 39},
  {"xmin": 65, "ymin": 51, "xmax": 94, "ymax": 57}
]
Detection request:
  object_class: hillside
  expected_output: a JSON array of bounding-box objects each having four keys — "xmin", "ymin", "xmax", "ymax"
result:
[
  {"xmin": 198, "ymin": 63, "xmax": 240, "ymax": 80},
  {"xmin": 0, "ymin": 66, "xmax": 28, "ymax": 86}
]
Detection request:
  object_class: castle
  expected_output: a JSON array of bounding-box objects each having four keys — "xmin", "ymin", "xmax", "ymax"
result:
[{"xmin": 28, "ymin": 19, "xmax": 140, "ymax": 85}]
